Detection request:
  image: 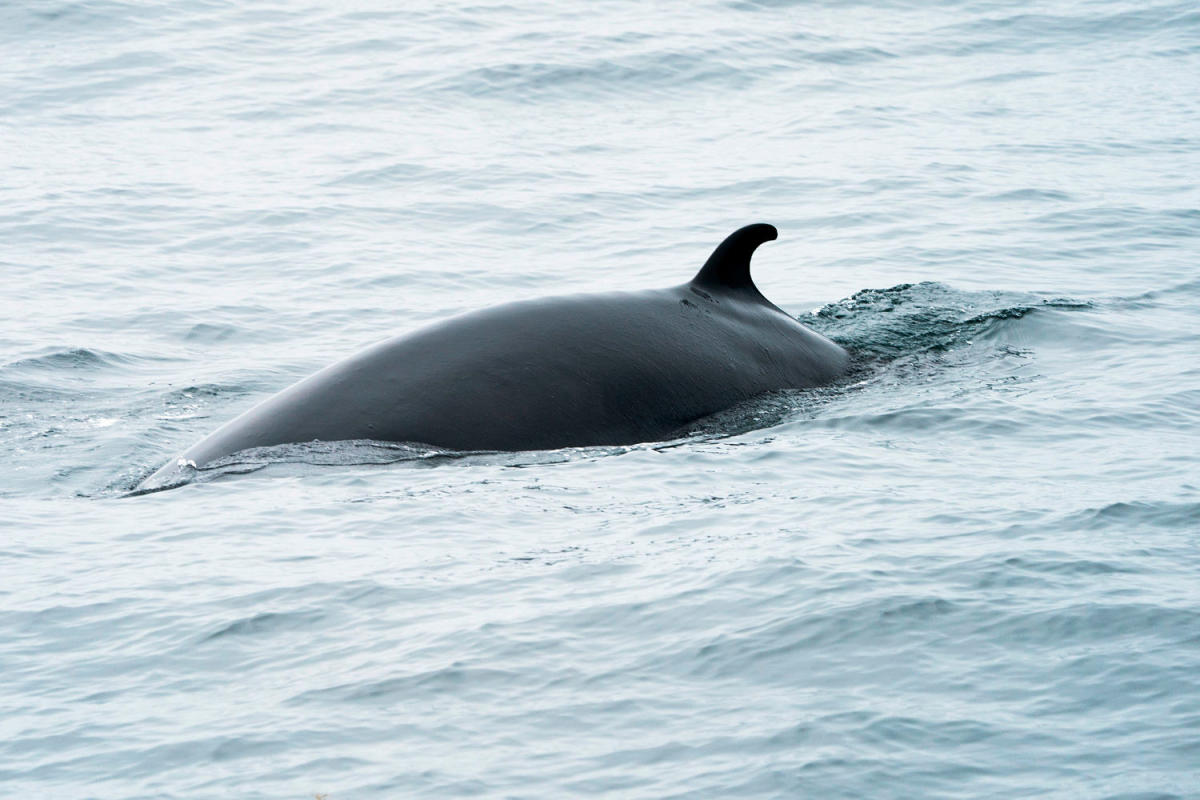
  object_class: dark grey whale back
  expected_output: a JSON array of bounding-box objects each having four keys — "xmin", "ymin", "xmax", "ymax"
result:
[{"xmin": 147, "ymin": 224, "xmax": 850, "ymax": 483}]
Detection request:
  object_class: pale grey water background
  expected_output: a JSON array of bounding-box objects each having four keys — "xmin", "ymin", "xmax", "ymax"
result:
[{"xmin": 2, "ymin": 0, "xmax": 1200, "ymax": 797}]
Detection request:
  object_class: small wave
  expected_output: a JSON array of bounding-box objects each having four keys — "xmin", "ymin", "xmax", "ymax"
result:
[
  {"xmin": 129, "ymin": 439, "xmax": 469, "ymax": 494},
  {"xmin": 4, "ymin": 0, "xmax": 163, "ymax": 35},
  {"xmin": 0, "ymin": 377, "xmax": 81, "ymax": 403},
  {"xmin": 206, "ymin": 439, "xmax": 458, "ymax": 469},
  {"xmin": 1115, "ymin": 276, "xmax": 1200, "ymax": 307},
  {"xmin": 1002, "ymin": 556, "xmax": 1140, "ymax": 577},
  {"xmin": 159, "ymin": 383, "xmax": 237, "ymax": 403},
  {"xmin": 984, "ymin": 188, "xmax": 1074, "ymax": 203},
  {"xmin": 323, "ymin": 161, "xmax": 449, "ymax": 187},
  {"xmin": 291, "ymin": 666, "xmax": 518, "ymax": 705},
  {"xmin": 684, "ymin": 593, "xmax": 960, "ymax": 680},
  {"xmin": 806, "ymin": 46, "xmax": 897, "ymax": 65},
  {"xmin": 930, "ymin": 3, "xmax": 1200, "ymax": 55},
  {"xmin": 808, "ymin": 282, "xmax": 1092, "ymax": 361},
  {"xmin": 182, "ymin": 323, "xmax": 240, "ymax": 343},
  {"xmin": 1030, "ymin": 206, "xmax": 1200, "ymax": 238},
  {"xmin": 807, "ymin": 406, "xmax": 1033, "ymax": 437},
  {"xmin": 959, "ymin": 70, "xmax": 1052, "ymax": 86},
  {"xmin": 429, "ymin": 50, "xmax": 758, "ymax": 101},
  {"xmin": 3, "ymin": 347, "xmax": 136, "ymax": 373},
  {"xmin": 202, "ymin": 610, "xmax": 326, "ymax": 642},
  {"xmin": 1061, "ymin": 501, "xmax": 1200, "ymax": 533},
  {"xmin": 977, "ymin": 602, "xmax": 1200, "ymax": 647},
  {"xmin": 131, "ymin": 433, "xmax": 685, "ymax": 494}
]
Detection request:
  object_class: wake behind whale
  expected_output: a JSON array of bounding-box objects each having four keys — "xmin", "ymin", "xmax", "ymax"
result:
[{"xmin": 144, "ymin": 224, "xmax": 849, "ymax": 488}]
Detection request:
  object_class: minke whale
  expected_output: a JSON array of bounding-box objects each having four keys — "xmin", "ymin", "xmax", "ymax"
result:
[{"xmin": 146, "ymin": 224, "xmax": 849, "ymax": 485}]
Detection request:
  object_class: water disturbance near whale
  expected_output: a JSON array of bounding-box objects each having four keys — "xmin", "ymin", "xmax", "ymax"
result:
[{"xmin": 145, "ymin": 224, "xmax": 849, "ymax": 487}]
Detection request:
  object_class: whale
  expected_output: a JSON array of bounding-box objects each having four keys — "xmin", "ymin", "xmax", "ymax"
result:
[{"xmin": 145, "ymin": 223, "xmax": 849, "ymax": 485}]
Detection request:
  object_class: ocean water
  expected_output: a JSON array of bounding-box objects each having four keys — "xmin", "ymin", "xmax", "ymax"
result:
[{"xmin": 2, "ymin": 0, "xmax": 1199, "ymax": 796}]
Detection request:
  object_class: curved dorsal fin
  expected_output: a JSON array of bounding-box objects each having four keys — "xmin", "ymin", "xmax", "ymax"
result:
[{"xmin": 690, "ymin": 223, "xmax": 777, "ymax": 293}]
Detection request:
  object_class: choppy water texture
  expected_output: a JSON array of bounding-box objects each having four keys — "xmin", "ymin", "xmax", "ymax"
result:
[{"xmin": 3, "ymin": 0, "xmax": 1199, "ymax": 797}]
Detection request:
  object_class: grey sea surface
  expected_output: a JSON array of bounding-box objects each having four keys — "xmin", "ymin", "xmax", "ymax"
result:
[{"xmin": 3, "ymin": 0, "xmax": 1199, "ymax": 797}]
